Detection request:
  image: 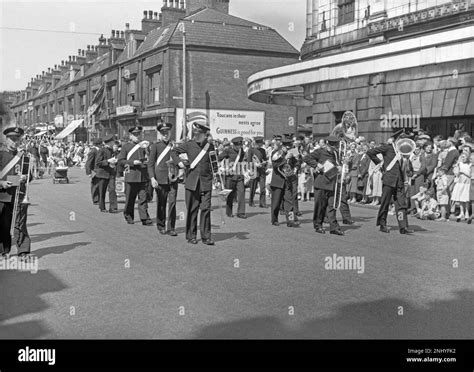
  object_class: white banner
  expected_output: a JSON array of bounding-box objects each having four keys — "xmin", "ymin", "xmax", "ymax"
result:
[{"xmin": 176, "ymin": 108, "xmax": 265, "ymax": 141}]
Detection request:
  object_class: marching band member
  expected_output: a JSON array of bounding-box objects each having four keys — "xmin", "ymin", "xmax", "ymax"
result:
[
  {"xmin": 270, "ymin": 138, "xmax": 300, "ymax": 228},
  {"xmin": 147, "ymin": 122, "xmax": 178, "ymax": 237},
  {"xmin": 366, "ymin": 131, "xmax": 414, "ymax": 234},
  {"xmin": 172, "ymin": 121, "xmax": 215, "ymax": 245},
  {"xmin": 304, "ymin": 135, "xmax": 344, "ymax": 235},
  {"xmin": 94, "ymin": 135, "xmax": 118, "ymax": 213},
  {"xmin": 247, "ymin": 136, "xmax": 268, "ymax": 208},
  {"xmin": 0, "ymin": 127, "xmax": 32, "ymax": 259},
  {"xmin": 117, "ymin": 126, "xmax": 152, "ymax": 226},
  {"xmin": 287, "ymin": 138, "xmax": 303, "ymax": 217},
  {"xmin": 218, "ymin": 136, "xmax": 247, "ymax": 219},
  {"xmin": 85, "ymin": 138, "xmax": 101, "ymax": 205}
]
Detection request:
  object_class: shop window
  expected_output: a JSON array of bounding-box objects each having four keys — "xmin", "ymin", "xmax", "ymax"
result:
[
  {"xmin": 126, "ymin": 80, "xmax": 136, "ymax": 102},
  {"xmin": 338, "ymin": 0, "xmax": 355, "ymax": 26}
]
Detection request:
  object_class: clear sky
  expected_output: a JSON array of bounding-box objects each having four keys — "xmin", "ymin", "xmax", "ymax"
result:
[{"xmin": 0, "ymin": 0, "xmax": 306, "ymax": 91}]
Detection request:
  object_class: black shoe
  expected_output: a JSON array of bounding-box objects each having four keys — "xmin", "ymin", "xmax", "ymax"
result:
[
  {"xmin": 296, "ymin": 212, "xmax": 303, "ymax": 217},
  {"xmin": 259, "ymin": 205, "xmax": 267, "ymax": 208},
  {"xmin": 330, "ymin": 229, "xmax": 344, "ymax": 236},
  {"xmin": 93, "ymin": 202, "xmax": 99, "ymax": 205},
  {"xmin": 237, "ymin": 214, "xmax": 247, "ymax": 219},
  {"xmin": 109, "ymin": 209, "xmax": 119, "ymax": 214},
  {"xmin": 188, "ymin": 239, "xmax": 198, "ymax": 244},
  {"xmin": 227, "ymin": 214, "xmax": 234, "ymax": 218},
  {"xmin": 125, "ymin": 216, "xmax": 134, "ymax": 224},
  {"xmin": 343, "ymin": 219, "xmax": 355, "ymax": 225},
  {"xmin": 158, "ymin": 228, "xmax": 167, "ymax": 235},
  {"xmin": 380, "ymin": 226, "xmax": 390, "ymax": 233},
  {"xmin": 315, "ymin": 227, "xmax": 326, "ymax": 234},
  {"xmin": 287, "ymin": 222, "xmax": 300, "ymax": 228},
  {"xmin": 18, "ymin": 253, "xmax": 31, "ymax": 261},
  {"xmin": 468, "ymin": 218, "xmax": 472, "ymax": 225},
  {"xmin": 142, "ymin": 219, "xmax": 153, "ymax": 226},
  {"xmin": 249, "ymin": 203, "xmax": 255, "ymax": 207},
  {"xmin": 169, "ymin": 230, "xmax": 178, "ymax": 237},
  {"xmin": 202, "ymin": 239, "xmax": 215, "ymax": 246},
  {"xmin": 272, "ymin": 222, "xmax": 280, "ymax": 226},
  {"xmin": 400, "ymin": 228, "xmax": 414, "ymax": 234},
  {"xmin": 100, "ymin": 209, "xmax": 108, "ymax": 213}
]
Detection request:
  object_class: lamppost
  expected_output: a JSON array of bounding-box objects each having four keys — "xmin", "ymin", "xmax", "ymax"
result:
[{"xmin": 180, "ymin": 21, "xmax": 187, "ymax": 141}]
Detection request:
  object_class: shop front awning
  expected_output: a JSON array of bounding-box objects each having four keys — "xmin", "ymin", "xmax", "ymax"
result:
[
  {"xmin": 55, "ymin": 119, "xmax": 84, "ymax": 139},
  {"xmin": 248, "ymin": 25, "xmax": 474, "ymax": 106}
]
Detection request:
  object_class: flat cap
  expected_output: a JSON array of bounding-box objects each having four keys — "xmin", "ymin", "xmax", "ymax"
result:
[
  {"xmin": 192, "ymin": 121, "xmax": 210, "ymax": 132},
  {"xmin": 231, "ymin": 136, "xmax": 243, "ymax": 144},
  {"xmin": 326, "ymin": 135, "xmax": 340, "ymax": 144},
  {"xmin": 3, "ymin": 127, "xmax": 24, "ymax": 137},
  {"xmin": 254, "ymin": 136, "xmax": 264, "ymax": 143},
  {"xmin": 103, "ymin": 134, "xmax": 115, "ymax": 143},
  {"xmin": 129, "ymin": 126, "xmax": 143, "ymax": 134},
  {"xmin": 157, "ymin": 122, "xmax": 173, "ymax": 131}
]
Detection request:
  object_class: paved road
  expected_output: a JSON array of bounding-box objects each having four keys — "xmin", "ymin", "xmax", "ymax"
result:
[{"xmin": 1, "ymin": 167, "xmax": 473, "ymax": 339}]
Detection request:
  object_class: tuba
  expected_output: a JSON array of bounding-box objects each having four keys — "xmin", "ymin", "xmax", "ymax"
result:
[{"xmin": 395, "ymin": 138, "xmax": 416, "ymax": 156}]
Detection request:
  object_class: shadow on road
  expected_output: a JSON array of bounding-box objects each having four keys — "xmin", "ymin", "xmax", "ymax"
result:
[
  {"xmin": 0, "ymin": 269, "xmax": 68, "ymax": 339},
  {"xmin": 213, "ymin": 231, "xmax": 250, "ymax": 242},
  {"xmin": 27, "ymin": 222, "xmax": 45, "ymax": 228},
  {"xmin": 193, "ymin": 290, "xmax": 474, "ymax": 339},
  {"xmin": 30, "ymin": 231, "xmax": 84, "ymax": 244},
  {"xmin": 33, "ymin": 242, "xmax": 91, "ymax": 259}
]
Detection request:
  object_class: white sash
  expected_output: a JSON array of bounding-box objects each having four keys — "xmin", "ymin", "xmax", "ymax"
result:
[
  {"xmin": 190, "ymin": 143, "xmax": 210, "ymax": 170},
  {"xmin": 0, "ymin": 153, "xmax": 22, "ymax": 179},
  {"xmin": 386, "ymin": 143, "xmax": 401, "ymax": 172},
  {"xmin": 126, "ymin": 144, "xmax": 141, "ymax": 161},
  {"xmin": 232, "ymin": 148, "xmax": 242, "ymax": 173},
  {"xmin": 156, "ymin": 144, "xmax": 172, "ymax": 166}
]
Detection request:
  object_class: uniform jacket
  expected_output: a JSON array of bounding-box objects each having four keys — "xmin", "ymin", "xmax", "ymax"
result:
[
  {"xmin": 247, "ymin": 147, "xmax": 268, "ymax": 176},
  {"xmin": 147, "ymin": 141, "xmax": 175, "ymax": 185},
  {"xmin": 117, "ymin": 142, "xmax": 149, "ymax": 183},
  {"xmin": 304, "ymin": 147, "xmax": 340, "ymax": 191},
  {"xmin": 218, "ymin": 147, "xmax": 245, "ymax": 181},
  {"xmin": 366, "ymin": 143, "xmax": 405, "ymax": 188},
  {"xmin": 172, "ymin": 140, "xmax": 215, "ymax": 192},
  {"xmin": 270, "ymin": 149, "xmax": 286, "ymax": 189},
  {"xmin": 85, "ymin": 147, "xmax": 98, "ymax": 176},
  {"xmin": 94, "ymin": 145, "xmax": 115, "ymax": 180},
  {"xmin": 0, "ymin": 149, "xmax": 31, "ymax": 203}
]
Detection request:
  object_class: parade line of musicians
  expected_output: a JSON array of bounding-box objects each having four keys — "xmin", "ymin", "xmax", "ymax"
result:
[
  {"xmin": 2, "ymin": 118, "xmax": 445, "ymax": 256},
  {"xmin": 81, "ymin": 119, "xmax": 419, "ymax": 247}
]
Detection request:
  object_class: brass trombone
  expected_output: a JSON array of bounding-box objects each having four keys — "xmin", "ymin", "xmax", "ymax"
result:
[{"xmin": 10, "ymin": 152, "xmax": 32, "ymax": 239}]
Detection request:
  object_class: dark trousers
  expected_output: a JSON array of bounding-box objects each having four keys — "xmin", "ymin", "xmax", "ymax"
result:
[
  {"xmin": 249, "ymin": 172, "xmax": 266, "ymax": 206},
  {"xmin": 314, "ymin": 188, "xmax": 340, "ymax": 231},
  {"xmin": 0, "ymin": 202, "xmax": 31, "ymax": 255},
  {"xmin": 91, "ymin": 176, "xmax": 100, "ymax": 204},
  {"xmin": 338, "ymin": 186, "xmax": 352, "ymax": 221},
  {"xmin": 97, "ymin": 177, "xmax": 118, "ymax": 212},
  {"xmin": 124, "ymin": 182, "xmax": 150, "ymax": 221},
  {"xmin": 226, "ymin": 177, "xmax": 245, "ymax": 216},
  {"xmin": 271, "ymin": 184, "xmax": 294, "ymax": 224},
  {"xmin": 377, "ymin": 184, "xmax": 408, "ymax": 230},
  {"xmin": 185, "ymin": 182, "xmax": 212, "ymax": 241},
  {"xmin": 290, "ymin": 176, "xmax": 299, "ymax": 213},
  {"xmin": 155, "ymin": 182, "xmax": 178, "ymax": 231}
]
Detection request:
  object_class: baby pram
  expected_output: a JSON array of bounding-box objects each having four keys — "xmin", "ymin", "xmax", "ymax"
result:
[{"xmin": 52, "ymin": 159, "xmax": 69, "ymax": 184}]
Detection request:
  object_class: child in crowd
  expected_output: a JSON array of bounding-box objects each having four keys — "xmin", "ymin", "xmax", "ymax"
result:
[
  {"xmin": 435, "ymin": 168, "xmax": 449, "ymax": 221},
  {"xmin": 410, "ymin": 185, "xmax": 428, "ymax": 217},
  {"xmin": 451, "ymin": 153, "xmax": 472, "ymax": 222},
  {"xmin": 419, "ymin": 189, "xmax": 439, "ymax": 220}
]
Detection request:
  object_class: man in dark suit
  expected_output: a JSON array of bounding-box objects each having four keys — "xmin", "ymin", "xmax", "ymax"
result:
[
  {"xmin": 218, "ymin": 136, "xmax": 246, "ymax": 219},
  {"xmin": 117, "ymin": 126, "xmax": 152, "ymax": 226},
  {"xmin": 85, "ymin": 138, "xmax": 101, "ymax": 205},
  {"xmin": 247, "ymin": 137, "xmax": 268, "ymax": 208},
  {"xmin": 172, "ymin": 122, "xmax": 215, "ymax": 245},
  {"xmin": 148, "ymin": 122, "xmax": 178, "ymax": 236},
  {"xmin": 366, "ymin": 131, "xmax": 414, "ymax": 234},
  {"xmin": 270, "ymin": 138, "xmax": 300, "ymax": 228},
  {"xmin": 0, "ymin": 127, "xmax": 32, "ymax": 259},
  {"xmin": 94, "ymin": 135, "xmax": 118, "ymax": 213},
  {"xmin": 304, "ymin": 136, "xmax": 344, "ymax": 235}
]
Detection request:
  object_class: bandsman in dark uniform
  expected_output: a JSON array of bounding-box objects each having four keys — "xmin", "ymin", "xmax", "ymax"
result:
[
  {"xmin": 147, "ymin": 122, "xmax": 178, "ymax": 236},
  {"xmin": 0, "ymin": 127, "xmax": 32, "ymax": 259},
  {"xmin": 94, "ymin": 135, "xmax": 118, "ymax": 213},
  {"xmin": 85, "ymin": 138, "xmax": 102, "ymax": 205},
  {"xmin": 366, "ymin": 131, "xmax": 414, "ymax": 234},
  {"xmin": 218, "ymin": 136, "xmax": 247, "ymax": 219},
  {"xmin": 270, "ymin": 138, "xmax": 300, "ymax": 228},
  {"xmin": 304, "ymin": 136, "xmax": 344, "ymax": 235},
  {"xmin": 172, "ymin": 122, "xmax": 215, "ymax": 245},
  {"xmin": 117, "ymin": 126, "xmax": 152, "ymax": 226},
  {"xmin": 247, "ymin": 136, "xmax": 268, "ymax": 208}
]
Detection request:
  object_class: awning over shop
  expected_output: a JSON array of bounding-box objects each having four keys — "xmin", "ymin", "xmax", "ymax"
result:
[{"xmin": 55, "ymin": 119, "xmax": 84, "ymax": 139}]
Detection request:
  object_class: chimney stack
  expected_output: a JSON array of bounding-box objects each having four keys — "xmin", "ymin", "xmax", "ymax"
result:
[
  {"xmin": 97, "ymin": 34, "xmax": 109, "ymax": 57},
  {"xmin": 161, "ymin": 0, "xmax": 186, "ymax": 26},
  {"xmin": 142, "ymin": 9, "xmax": 162, "ymax": 33},
  {"xmin": 186, "ymin": 0, "xmax": 229, "ymax": 15}
]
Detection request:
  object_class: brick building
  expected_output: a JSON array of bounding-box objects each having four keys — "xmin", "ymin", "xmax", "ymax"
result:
[
  {"xmin": 248, "ymin": 0, "xmax": 474, "ymax": 142},
  {"xmin": 10, "ymin": 0, "xmax": 300, "ymax": 142}
]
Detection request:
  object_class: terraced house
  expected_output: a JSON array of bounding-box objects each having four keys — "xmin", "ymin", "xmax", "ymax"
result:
[{"xmin": 10, "ymin": 0, "xmax": 300, "ymax": 142}]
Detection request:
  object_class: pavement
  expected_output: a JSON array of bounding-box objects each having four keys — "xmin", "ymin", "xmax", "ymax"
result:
[{"xmin": 0, "ymin": 167, "xmax": 473, "ymax": 339}]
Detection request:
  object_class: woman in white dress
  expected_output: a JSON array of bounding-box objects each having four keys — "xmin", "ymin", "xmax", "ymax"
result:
[{"xmin": 366, "ymin": 153, "xmax": 383, "ymax": 205}]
